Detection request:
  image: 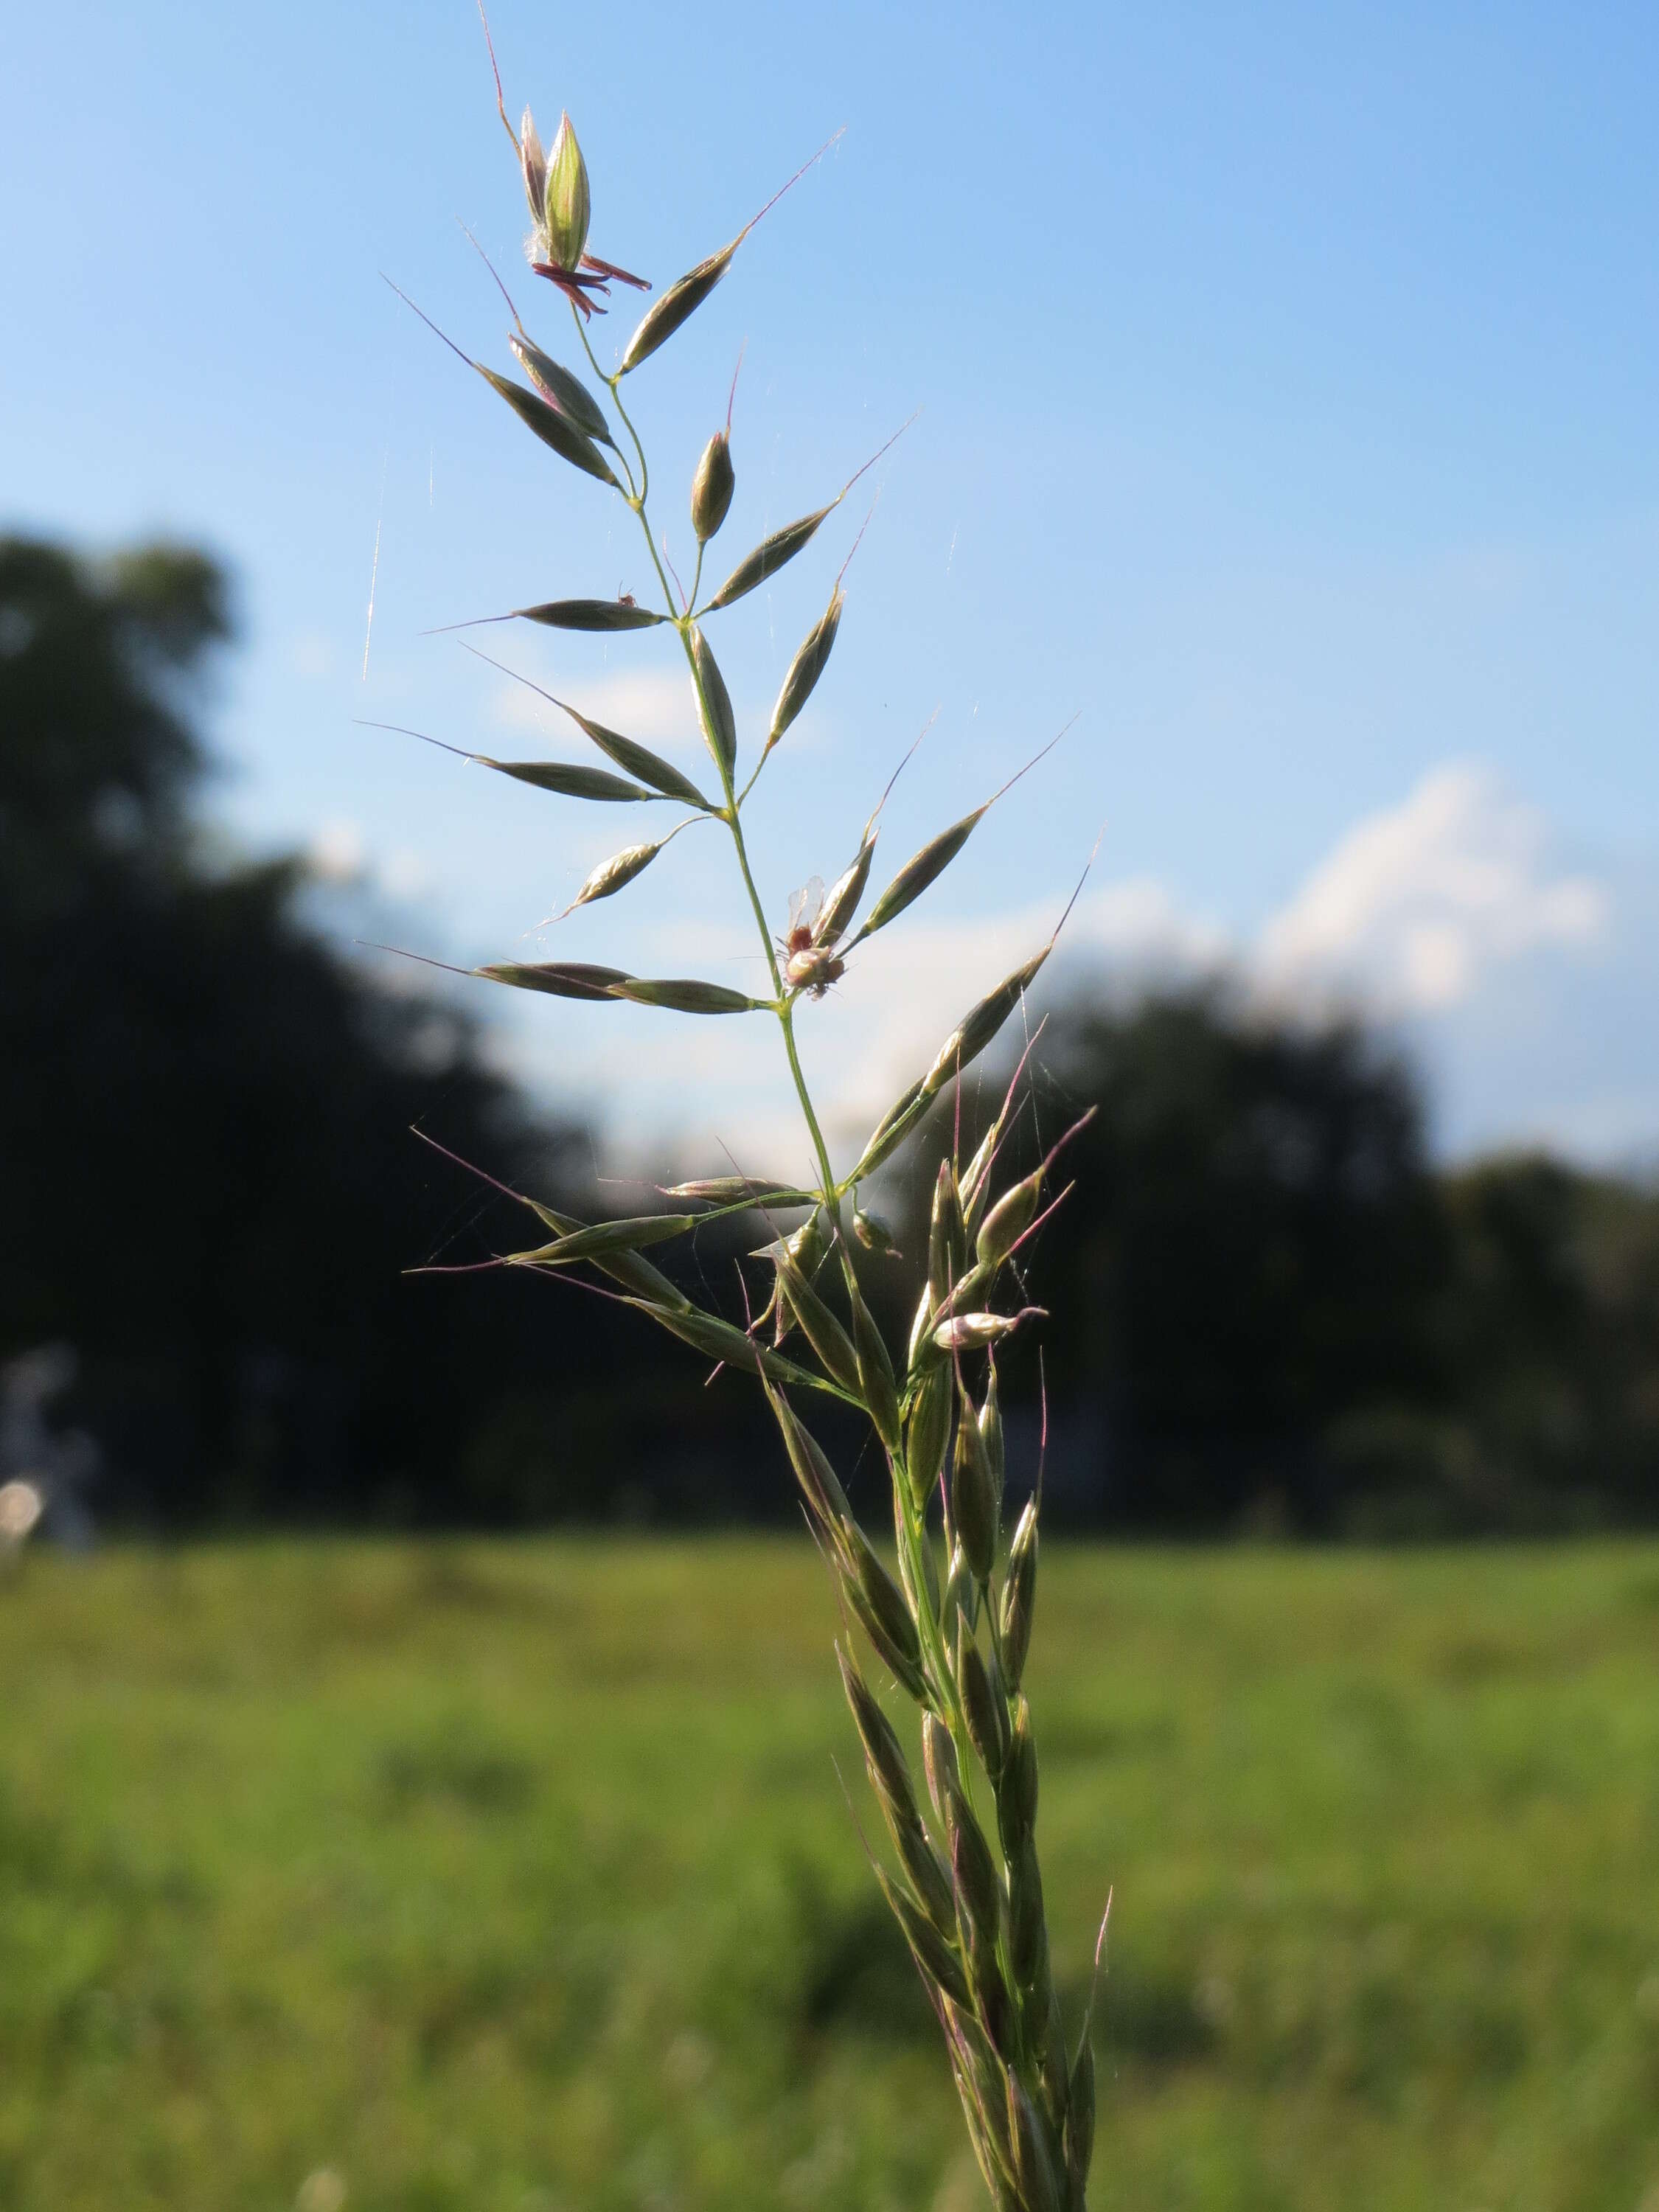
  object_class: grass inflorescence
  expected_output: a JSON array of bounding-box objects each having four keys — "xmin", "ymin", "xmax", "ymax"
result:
[{"xmin": 388, "ymin": 43, "xmax": 1099, "ymax": 2210}]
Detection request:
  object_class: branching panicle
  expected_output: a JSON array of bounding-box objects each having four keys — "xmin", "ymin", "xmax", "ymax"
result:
[{"xmin": 405, "ymin": 60, "xmax": 1096, "ymax": 2211}]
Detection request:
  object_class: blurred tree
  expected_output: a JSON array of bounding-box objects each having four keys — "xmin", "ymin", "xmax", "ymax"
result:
[
  {"xmin": 0, "ymin": 534, "xmax": 615, "ymax": 1523},
  {"xmin": 1033, "ymin": 992, "xmax": 1448, "ymax": 1526}
]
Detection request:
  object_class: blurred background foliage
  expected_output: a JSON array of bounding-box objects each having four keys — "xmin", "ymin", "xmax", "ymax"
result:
[{"xmin": 3, "ymin": 532, "xmax": 1656, "ymax": 1536}]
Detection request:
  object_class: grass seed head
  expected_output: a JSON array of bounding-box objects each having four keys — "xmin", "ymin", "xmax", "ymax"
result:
[
  {"xmin": 1000, "ymin": 1500, "xmax": 1038, "ymax": 1691},
  {"xmin": 905, "ymin": 1361, "xmax": 952, "ymax": 1496},
  {"xmin": 930, "ymin": 1159, "xmax": 968, "ymax": 1309},
  {"xmin": 687, "ymin": 624, "xmax": 737, "ymax": 780},
  {"xmin": 768, "ymin": 588, "xmax": 845, "ymax": 751},
  {"xmin": 1007, "ymin": 1830, "xmax": 1047, "ymax": 1986},
  {"xmin": 956, "ymin": 1616, "xmax": 1008, "ymax": 1779},
  {"xmin": 838, "ymin": 1644, "xmax": 917, "ymax": 1820},
  {"xmin": 978, "ymin": 1359, "xmax": 1004, "ymax": 1491},
  {"xmin": 922, "ymin": 1711, "xmax": 960, "ymax": 1823},
  {"xmin": 947, "ymin": 1790, "xmax": 1003, "ymax": 1969},
  {"xmin": 566, "ymin": 838, "xmax": 665, "ymax": 911},
  {"xmin": 895, "ymin": 1815, "xmax": 959, "ymax": 1935},
  {"xmin": 951, "ymin": 1397, "xmax": 1000, "ymax": 1585},
  {"xmin": 846, "ymin": 1526, "xmax": 924, "ymax": 1680},
  {"xmin": 977, "ymin": 1169, "xmax": 1043, "ymax": 1270},
  {"xmin": 944, "ymin": 1543, "xmax": 980, "ymax": 1638},
  {"xmin": 1007, "ymin": 2075, "xmax": 1062, "ymax": 2212},
  {"xmin": 998, "ymin": 1695, "xmax": 1039, "ymax": 1853},
  {"xmin": 852, "ymin": 1203, "xmax": 899, "ymax": 1257},
  {"xmin": 879, "ymin": 1868, "xmax": 973, "ymax": 2011},
  {"xmin": 542, "ymin": 112, "xmax": 591, "ymax": 271},
  {"xmin": 846, "ymin": 1269, "xmax": 902, "ymax": 1453},
  {"xmin": 691, "ymin": 431, "xmax": 736, "ymax": 542}
]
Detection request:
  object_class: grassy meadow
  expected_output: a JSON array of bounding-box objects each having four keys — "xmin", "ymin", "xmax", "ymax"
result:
[{"xmin": 2, "ymin": 1537, "xmax": 1658, "ymax": 2212}]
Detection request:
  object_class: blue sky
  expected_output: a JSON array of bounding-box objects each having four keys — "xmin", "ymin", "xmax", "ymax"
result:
[{"xmin": 5, "ymin": 2, "xmax": 1656, "ymax": 1176}]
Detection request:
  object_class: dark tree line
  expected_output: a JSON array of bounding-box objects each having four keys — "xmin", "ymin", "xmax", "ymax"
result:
[{"xmin": 4, "ymin": 532, "xmax": 1655, "ymax": 1534}]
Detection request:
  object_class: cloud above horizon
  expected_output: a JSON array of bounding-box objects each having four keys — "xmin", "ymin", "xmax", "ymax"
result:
[{"xmin": 341, "ymin": 760, "xmax": 1655, "ymax": 1178}]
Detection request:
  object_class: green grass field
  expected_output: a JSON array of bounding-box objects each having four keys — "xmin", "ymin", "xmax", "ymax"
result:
[{"xmin": 2, "ymin": 1539, "xmax": 1657, "ymax": 2212}]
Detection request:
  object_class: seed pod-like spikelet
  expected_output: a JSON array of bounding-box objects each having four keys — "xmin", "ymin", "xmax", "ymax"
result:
[
  {"xmin": 519, "ymin": 106, "xmax": 547, "ymax": 223},
  {"xmin": 647, "ymin": 1304, "xmax": 827, "ymax": 1392},
  {"xmin": 877, "ymin": 1866, "xmax": 973, "ymax": 2011},
  {"xmin": 978, "ymin": 1360, "xmax": 1004, "ymax": 1493},
  {"xmin": 848, "ymin": 807, "xmax": 984, "ymax": 949},
  {"xmin": 1006, "ymin": 1829, "xmax": 1046, "ymax": 1989},
  {"xmin": 528, "ymin": 1200, "xmax": 696, "ymax": 1314},
  {"xmin": 838, "ymin": 1644, "xmax": 917, "ymax": 1821},
  {"xmin": 852, "ymin": 1203, "xmax": 900, "ymax": 1258},
  {"xmin": 511, "ymin": 1212, "xmax": 695, "ymax": 1265},
  {"xmin": 773, "ymin": 1248, "xmax": 862, "ymax": 1395},
  {"xmin": 906, "ymin": 1361, "xmax": 952, "ymax": 1500},
  {"xmin": 944, "ymin": 2002, "xmax": 1020, "ymax": 2203},
  {"xmin": 998, "ymin": 1695, "xmax": 1039, "ymax": 1856},
  {"xmin": 977, "ymin": 1169, "xmax": 1043, "ymax": 1270},
  {"xmin": 952, "ymin": 1397, "xmax": 1000, "ymax": 1586},
  {"xmin": 1001, "ymin": 1499, "xmax": 1039, "ymax": 1691},
  {"xmin": 1063, "ymin": 2025, "xmax": 1096, "ymax": 2212},
  {"xmin": 921, "ymin": 1709, "xmax": 959, "ymax": 1823},
  {"xmin": 846, "ymin": 1267, "xmax": 902, "ymax": 1454},
  {"xmin": 929, "ymin": 1160, "xmax": 968, "ymax": 1311},
  {"xmin": 961, "ymin": 1119, "xmax": 1001, "ymax": 1240},
  {"xmin": 609, "ymin": 976, "xmax": 758, "ymax": 1014},
  {"xmin": 947, "ymin": 1788, "xmax": 1004, "ymax": 1974},
  {"xmin": 849, "ymin": 1077, "xmax": 929, "ymax": 1183},
  {"xmin": 507, "ymin": 333, "xmax": 614, "ymax": 447},
  {"xmin": 943, "ymin": 1543, "xmax": 979, "ymax": 1638},
  {"xmin": 663, "ymin": 1176, "xmax": 814, "ymax": 1207},
  {"xmin": 564, "ymin": 838, "xmax": 666, "ymax": 910},
  {"xmin": 845, "ymin": 1576, "xmax": 930, "ymax": 1703},
  {"xmin": 620, "ymin": 237, "xmax": 741, "ymax": 374},
  {"xmin": 1007, "ymin": 2075, "xmax": 1062, "ymax": 2212},
  {"xmin": 477, "ymin": 959, "xmax": 628, "ymax": 1001},
  {"xmin": 815, "ymin": 830, "xmax": 875, "ymax": 951},
  {"xmin": 934, "ymin": 1310, "xmax": 1039, "ymax": 1356},
  {"xmin": 1020, "ymin": 1926, "xmax": 1057, "ymax": 2058},
  {"xmin": 768, "ymin": 589, "xmax": 844, "ymax": 751},
  {"xmin": 479, "ymin": 754, "xmax": 653, "ymax": 801},
  {"xmin": 541, "ymin": 112, "xmax": 591, "ymax": 272},
  {"xmin": 908, "ymin": 1281, "xmax": 939, "ymax": 1374},
  {"xmin": 474, "ymin": 366, "xmax": 618, "ymax": 486},
  {"xmin": 894, "ymin": 1496, "xmax": 941, "ymax": 1624},
  {"xmin": 895, "ymin": 1815, "xmax": 958, "ymax": 1937},
  {"xmin": 687, "ymin": 624, "xmax": 737, "ymax": 782},
  {"xmin": 773, "ymin": 1205, "xmax": 829, "ymax": 1346},
  {"xmin": 709, "ymin": 508, "xmax": 832, "ymax": 608},
  {"xmin": 515, "ymin": 597, "xmax": 668, "ymax": 631},
  {"xmin": 691, "ymin": 431, "xmax": 735, "ymax": 542},
  {"xmin": 956, "ymin": 1617, "xmax": 1007, "ymax": 1779},
  {"xmin": 923, "ymin": 952, "xmax": 1050, "ymax": 1099},
  {"xmin": 764, "ymin": 1382, "xmax": 852, "ymax": 1537},
  {"xmin": 844, "ymin": 1526, "xmax": 924, "ymax": 1685},
  {"xmin": 1038, "ymin": 1987, "xmax": 1070, "ymax": 2131},
  {"xmin": 541, "ymin": 698, "xmax": 714, "ymax": 809}
]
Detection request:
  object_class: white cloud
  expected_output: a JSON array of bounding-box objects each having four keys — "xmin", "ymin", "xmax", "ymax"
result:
[
  {"xmin": 1256, "ymin": 763, "xmax": 1607, "ymax": 1012},
  {"xmin": 308, "ymin": 817, "xmax": 366, "ymax": 882},
  {"xmin": 428, "ymin": 761, "xmax": 1652, "ymax": 1173}
]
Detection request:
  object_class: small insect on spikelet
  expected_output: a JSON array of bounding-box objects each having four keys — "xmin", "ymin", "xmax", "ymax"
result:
[{"xmin": 396, "ymin": 24, "xmax": 1103, "ymax": 2208}]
